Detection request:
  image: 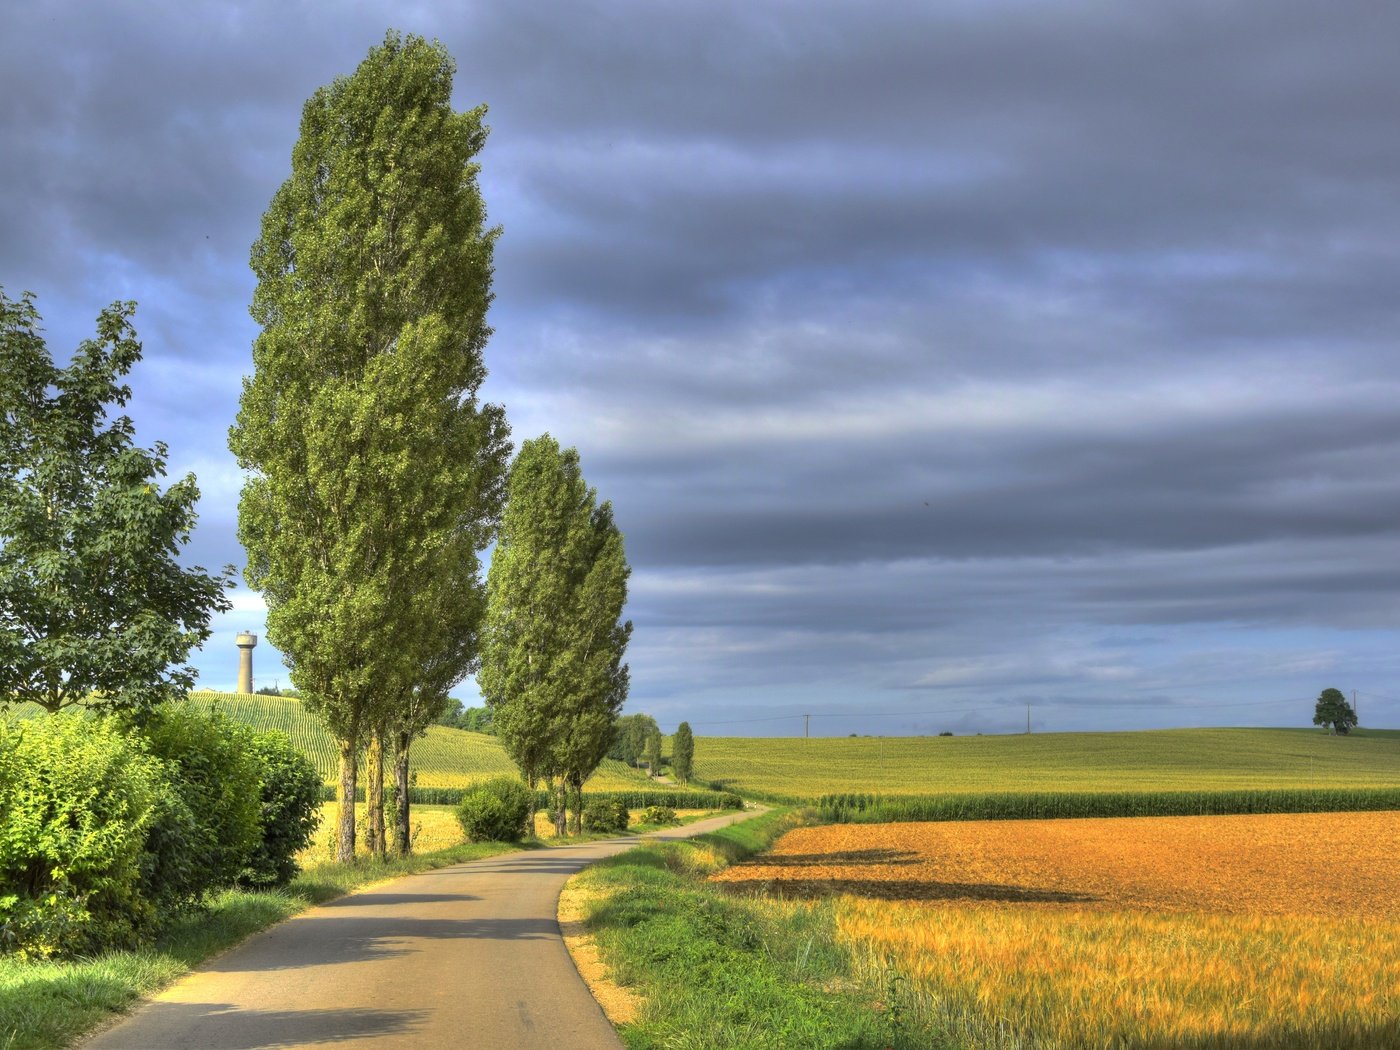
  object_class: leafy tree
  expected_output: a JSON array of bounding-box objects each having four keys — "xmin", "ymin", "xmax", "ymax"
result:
[
  {"xmin": 479, "ymin": 436, "xmax": 631, "ymax": 834},
  {"xmin": 436, "ymin": 698, "xmax": 466, "ymax": 727},
  {"xmin": 646, "ymin": 725, "xmax": 663, "ymax": 776},
  {"xmin": 229, "ymin": 32, "xmax": 507, "ymax": 862},
  {"xmin": 672, "ymin": 721, "xmax": 694, "ymax": 784},
  {"xmin": 1313, "ymin": 687, "xmax": 1358, "ymax": 735},
  {"xmin": 0, "ymin": 289, "xmax": 232, "ymax": 714},
  {"xmin": 460, "ymin": 705, "xmax": 495, "ymax": 733},
  {"xmin": 608, "ymin": 713, "xmax": 660, "ymax": 766}
]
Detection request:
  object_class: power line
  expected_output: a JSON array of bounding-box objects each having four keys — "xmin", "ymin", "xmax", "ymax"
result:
[{"xmin": 683, "ymin": 694, "xmax": 1332, "ymax": 729}]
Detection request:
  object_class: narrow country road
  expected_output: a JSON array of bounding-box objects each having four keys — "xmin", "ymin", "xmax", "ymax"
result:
[{"xmin": 81, "ymin": 809, "xmax": 761, "ymax": 1050}]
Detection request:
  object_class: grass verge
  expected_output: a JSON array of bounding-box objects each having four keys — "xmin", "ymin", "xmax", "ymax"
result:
[
  {"xmin": 0, "ymin": 839, "xmax": 525, "ymax": 1050},
  {"xmin": 565, "ymin": 808, "xmax": 944, "ymax": 1050}
]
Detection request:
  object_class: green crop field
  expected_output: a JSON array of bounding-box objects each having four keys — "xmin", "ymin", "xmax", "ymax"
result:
[
  {"xmin": 184, "ymin": 691, "xmax": 654, "ymax": 790},
  {"xmin": 691, "ymin": 727, "xmax": 1400, "ymax": 800}
]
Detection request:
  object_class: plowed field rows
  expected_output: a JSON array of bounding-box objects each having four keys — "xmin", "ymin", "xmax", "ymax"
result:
[{"xmin": 716, "ymin": 812, "xmax": 1400, "ymax": 1048}]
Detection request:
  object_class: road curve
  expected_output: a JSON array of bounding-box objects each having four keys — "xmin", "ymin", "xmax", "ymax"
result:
[{"xmin": 81, "ymin": 809, "xmax": 761, "ymax": 1050}]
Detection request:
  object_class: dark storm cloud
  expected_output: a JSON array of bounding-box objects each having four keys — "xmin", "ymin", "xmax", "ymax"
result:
[{"xmin": 3, "ymin": 1, "xmax": 1399, "ymax": 729}]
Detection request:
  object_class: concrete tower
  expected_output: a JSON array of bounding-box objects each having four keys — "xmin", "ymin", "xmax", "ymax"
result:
[{"xmin": 236, "ymin": 633, "xmax": 257, "ymax": 694}]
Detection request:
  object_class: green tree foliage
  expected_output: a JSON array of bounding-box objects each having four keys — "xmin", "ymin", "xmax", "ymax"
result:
[
  {"xmin": 229, "ymin": 32, "xmax": 508, "ymax": 862},
  {"xmin": 672, "ymin": 721, "xmax": 695, "ymax": 784},
  {"xmin": 646, "ymin": 726, "xmax": 663, "ymax": 776},
  {"xmin": 0, "ymin": 715, "xmax": 164, "ymax": 958},
  {"xmin": 478, "ymin": 436, "xmax": 632, "ymax": 833},
  {"xmin": 0, "ymin": 289, "xmax": 232, "ymax": 715},
  {"xmin": 608, "ymin": 713, "xmax": 660, "ymax": 766},
  {"xmin": 1313, "ymin": 688, "xmax": 1358, "ymax": 735}
]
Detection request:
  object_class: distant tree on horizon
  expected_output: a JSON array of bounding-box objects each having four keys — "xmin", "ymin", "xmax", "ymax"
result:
[{"xmin": 1313, "ymin": 688, "xmax": 1358, "ymax": 735}]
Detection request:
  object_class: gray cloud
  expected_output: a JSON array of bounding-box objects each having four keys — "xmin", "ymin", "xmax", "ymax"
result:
[{"xmin": 4, "ymin": 1, "xmax": 1400, "ymax": 733}]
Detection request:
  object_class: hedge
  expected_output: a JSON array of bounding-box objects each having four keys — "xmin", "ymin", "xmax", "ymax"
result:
[{"xmin": 816, "ymin": 786, "xmax": 1400, "ymax": 824}]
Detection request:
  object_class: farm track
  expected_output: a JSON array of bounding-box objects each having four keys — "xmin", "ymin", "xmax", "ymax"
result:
[{"xmin": 82, "ymin": 809, "xmax": 763, "ymax": 1050}]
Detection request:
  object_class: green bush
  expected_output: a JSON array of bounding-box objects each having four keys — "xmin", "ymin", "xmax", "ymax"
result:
[
  {"xmin": 240, "ymin": 730, "xmax": 323, "ymax": 887},
  {"xmin": 641, "ymin": 805, "xmax": 678, "ymax": 826},
  {"xmin": 135, "ymin": 707, "xmax": 261, "ymax": 908},
  {"xmin": 582, "ymin": 797, "xmax": 630, "ymax": 833},
  {"xmin": 455, "ymin": 776, "xmax": 532, "ymax": 842},
  {"xmin": 0, "ymin": 715, "xmax": 164, "ymax": 958}
]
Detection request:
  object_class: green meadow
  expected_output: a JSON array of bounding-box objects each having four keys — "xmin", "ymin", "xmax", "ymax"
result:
[
  {"xmin": 184, "ymin": 691, "xmax": 655, "ymax": 791},
  {"xmin": 691, "ymin": 726, "xmax": 1400, "ymax": 800}
]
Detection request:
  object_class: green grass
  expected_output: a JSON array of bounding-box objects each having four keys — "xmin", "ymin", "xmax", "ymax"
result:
[
  {"xmin": 0, "ymin": 839, "xmax": 527, "ymax": 1050},
  {"xmin": 182, "ymin": 691, "xmax": 655, "ymax": 791},
  {"xmin": 571, "ymin": 809, "xmax": 943, "ymax": 1050},
  {"xmin": 693, "ymin": 727, "xmax": 1400, "ymax": 800}
]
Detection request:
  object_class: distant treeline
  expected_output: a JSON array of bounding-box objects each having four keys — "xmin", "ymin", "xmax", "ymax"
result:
[{"xmin": 817, "ymin": 787, "xmax": 1400, "ymax": 823}]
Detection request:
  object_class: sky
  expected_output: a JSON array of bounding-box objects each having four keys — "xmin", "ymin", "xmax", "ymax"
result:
[{"xmin": 4, "ymin": 1, "xmax": 1400, "ymax": 737}]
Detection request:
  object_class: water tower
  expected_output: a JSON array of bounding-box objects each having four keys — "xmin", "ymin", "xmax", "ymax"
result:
[{"xmin": 236, "ymin": 633, "xmax": 257, "ymax": 694}]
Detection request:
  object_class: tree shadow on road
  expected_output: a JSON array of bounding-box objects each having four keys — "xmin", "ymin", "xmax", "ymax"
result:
[
  {"xmin": 200, "ymin": 915, "xmax": 565, "ymax": 973},
  {"xmin": 88, "ymin": 1001, "xmax": 425, "ymax": 1049}
]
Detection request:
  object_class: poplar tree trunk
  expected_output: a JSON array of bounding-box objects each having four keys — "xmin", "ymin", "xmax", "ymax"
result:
[
  {"xmin": 568, "ymin": 774, "xmax": 583, "ymax": 836},
  {"xmin": 336, "ymin": 740, "xmax": 358, "ymax": 863},
  {"xmin": 393, "ymin": 729, "xmax": 412, "ymax": 855},
  {"xmin": 366, "ymin": 730, "xmax": 386, "ymax": 858}
]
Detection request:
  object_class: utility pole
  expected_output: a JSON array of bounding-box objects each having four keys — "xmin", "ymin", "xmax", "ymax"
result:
[
  {"xmin": 1354, "ymin": 690, "xmax": 1359, "ymax": 726},
  {"xmin": 1026, "ymin": 703, "xmax": 1031, "ymax": 734},
  {"xmin": 804, "ymin": 713, "xmax": 810, "ymax": 739}
]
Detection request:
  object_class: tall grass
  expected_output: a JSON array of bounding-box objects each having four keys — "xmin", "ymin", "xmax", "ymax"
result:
[{"xmin": 817, "ymin": 785, "xmax": 1400, "ymax": 823}]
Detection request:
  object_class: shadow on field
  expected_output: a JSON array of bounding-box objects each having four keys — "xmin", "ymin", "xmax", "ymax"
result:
[
  {"xmin": 723, "ymin": 877, "xmax": 1098, "ymax": 904},
  {"xmin": 736, "ymin": 848, "xmax": 921, "ymax": 867}
]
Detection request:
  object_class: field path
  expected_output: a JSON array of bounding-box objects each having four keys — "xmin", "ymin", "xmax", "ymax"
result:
[{"xmin": 81, "ymin": 809, "xmax": 761, "ymax": 1050}]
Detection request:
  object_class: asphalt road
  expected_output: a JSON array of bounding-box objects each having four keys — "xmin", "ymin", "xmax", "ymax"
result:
[{"xmin": 81, "ymin": 809, "xmax": 761, "ymax": 1050}]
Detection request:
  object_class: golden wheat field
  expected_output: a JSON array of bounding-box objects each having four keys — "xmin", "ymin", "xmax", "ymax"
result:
[{"xmin": 716, "ymin": 812, "xmax": 1400, "ymax": 1049}]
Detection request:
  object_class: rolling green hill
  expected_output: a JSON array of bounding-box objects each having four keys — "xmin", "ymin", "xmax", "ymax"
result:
[
  {"xmin": 691, "ymin": 727, "xmax": 1400, "ymax": 801},
  {"xmin": 184, "ymin": 691, "xmax": 655, "ymax": 790}
]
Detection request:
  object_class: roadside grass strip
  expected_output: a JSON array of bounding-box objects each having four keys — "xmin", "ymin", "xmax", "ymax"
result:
[
  {"xmin": 567, "ymin": 810, "xmax": 944, "ymax": 1050},
  {"xmin": 0, "ymin": 839, "xmax": 523, "ymax": 1050}
]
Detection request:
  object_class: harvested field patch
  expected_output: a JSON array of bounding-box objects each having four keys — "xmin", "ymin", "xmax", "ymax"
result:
[{"xmin": 713, "ymin": 810, "xmax": 1400, "ymax": 916}]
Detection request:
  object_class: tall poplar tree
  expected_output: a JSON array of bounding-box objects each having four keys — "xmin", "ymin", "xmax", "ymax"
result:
[
  {"xmin": 671, "ymin": 721, "xmax": 694, "ymax": 784},
  {"xmin": 229, "ymin": 32, "xmax": 508, "ymax": 862},
  {"xmin": 478, "ymin": 436, "xmax": 631, "ymax": 831}
]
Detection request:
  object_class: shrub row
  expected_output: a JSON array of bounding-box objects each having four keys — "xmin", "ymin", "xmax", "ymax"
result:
[
  {"xmin": 0, "ymin": 709, "xmax": 321, "ymax": 959},
  {"xmin": 321, "ymin": 784, "xmax": 744, "ymax": 811},
  {"xmin": 816, "ymin": 787, "xmax": 1400, "ymax": 824},
  {"xmin": 534, "ymin": 788, "xmax": 744, "ymax": 811}
]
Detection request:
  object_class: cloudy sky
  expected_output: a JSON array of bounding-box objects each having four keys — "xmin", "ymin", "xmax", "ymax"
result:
[{"xmin": 4, "ymin": 1, "xmax": 1399, "ymax": 736}]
